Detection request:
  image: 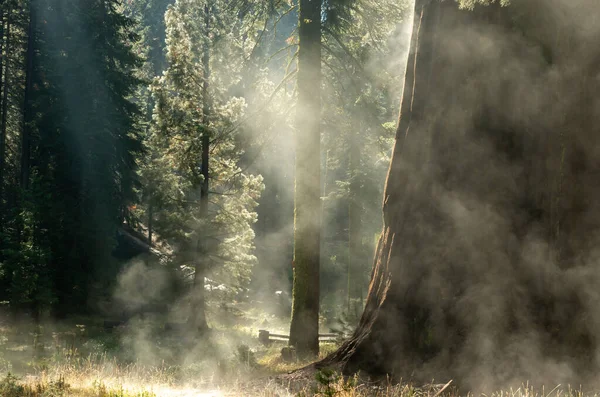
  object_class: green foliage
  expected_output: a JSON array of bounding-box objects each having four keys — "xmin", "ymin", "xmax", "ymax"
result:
[
  {"xmin": 319, "ymin": 0, "xmax": 408, "ymax": 317},
  {"xmin": 0, "ymin": 0, "xmax": 145, "ymax": 315},
  {"xmin": 0, "ymin": 372, "xmax": 155, "ymax": 397},
  {"xmin": 93, "ymin": 380, "xmax": 157, "ymax": 397},
  {"xmin": 235, "ymin": 344, "xmax": 258, "ymax": 367},
  {"xmin": 125, "ymin": 0, "xmax": 172, "ymax": 76},
  {"xmin": 136, "ymin": 0, "xmax": 264, "ymax": 298},
  {"xmin": 315, "ymin": 369, "xmax": 339, "ymax": 397},
  {"xmin": 456, "ymin": 0, "xmax": 511, "ymax": 10},
  {"xmin": 0, "ymin": 0, "xmax": 405, "ymax": 332},
  {"xmin": 304, "ymin": 369, "xmax": 357, "ymax": 397},
  {"xmin": 0, "ymin": 373, "xmax": 25, "ymax": 397},
  {"xmin": 0, "ymin": 373, "xmax": 69, "ymax": 397}
]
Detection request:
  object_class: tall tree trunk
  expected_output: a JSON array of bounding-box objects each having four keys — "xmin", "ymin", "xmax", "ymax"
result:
[
  {"xmin": 0, "ymin": 9, "xmax": 3, "ymax": 121},
  {"xmin": 145, "ymin": 88, "xmax": 154, "ymax": 246},
  {"xmin": 289, "ymin": 0, "xmax": 321, "ymax": 358},
  {"xmin": 147, "ymin": 203, "xmax": 153, "ymax": 245},
  {"xmin": 347, "ymin": 128, "xmax": 362, "ymax": 320},
  {"xmin": 320, "ymin": 0, "xmax": 600, "ymax": 390},
  {"xmin": 0, "ymin": 7, "xmax": 9, "ymax": 217},
  {"xmin": 21, "ymin": 0, "xmax": 35, "ymax": 191},
  {"xmin": 23, "ymin": 0, "xmax": 38, "ymax": 317},
  {"xmin": 189, "ymin": 0, "xmax": 210, "ymax": 333}
]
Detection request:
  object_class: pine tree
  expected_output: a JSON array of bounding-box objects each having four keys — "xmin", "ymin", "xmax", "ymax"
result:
[
  {"xmin": 0, "ymin": 0, "xmax": 29, "ymax": 304},
  {"xmin": 143, "ymin": 0, "xmax": 263, "ymax": 331},
  {"xmin": 0, "ymin": 0, "xmax": 144, "ymax": 315}
]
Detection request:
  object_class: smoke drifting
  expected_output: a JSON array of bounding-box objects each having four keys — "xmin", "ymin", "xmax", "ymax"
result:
[{"xmin": 339, "ymin": 0, "xmax": 600, "ymax": 392}]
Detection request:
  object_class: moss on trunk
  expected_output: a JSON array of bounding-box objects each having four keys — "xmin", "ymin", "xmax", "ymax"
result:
[{"xmin": 289, "ymin": 0, "xmax": 322, "ymax": 358}]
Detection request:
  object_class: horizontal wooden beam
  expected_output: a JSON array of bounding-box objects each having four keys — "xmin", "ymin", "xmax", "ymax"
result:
[{"xmin": 258, "ymin": 329, "xmax": 341, "ymax": 343}]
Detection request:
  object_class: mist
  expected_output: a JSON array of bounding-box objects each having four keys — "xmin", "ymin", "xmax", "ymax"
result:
[
  {"xmin": 0, "ymin": 0, "xmax": 409, "ymax": 393},
  {"xmin": 4, "ymin": 0, "xmax": 600, "ymax": 395},
  {"xmin": 333, "ymin": 0, "xmax": 600, "ymax": 392}
]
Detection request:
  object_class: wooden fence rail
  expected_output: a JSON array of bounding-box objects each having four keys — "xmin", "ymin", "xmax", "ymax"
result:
[{"xmin": 258, "ymin": 329, "xmax": 340, "ymax": 346}]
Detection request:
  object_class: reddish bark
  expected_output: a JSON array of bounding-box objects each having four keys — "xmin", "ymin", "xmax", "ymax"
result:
[{"xmin": 320, "ymin": 0, "xmax": 600, "ymax": 390}]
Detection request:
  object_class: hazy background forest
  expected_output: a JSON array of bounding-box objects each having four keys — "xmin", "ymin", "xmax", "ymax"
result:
[{"xmin": 0, "ymin": 0, "xmax": 409, "ymax": 394}]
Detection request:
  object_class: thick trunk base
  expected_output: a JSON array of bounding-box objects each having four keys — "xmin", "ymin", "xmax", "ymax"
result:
[{"xmin": 322, "ymin": 0, "xmax": 600, "ymax": 391}]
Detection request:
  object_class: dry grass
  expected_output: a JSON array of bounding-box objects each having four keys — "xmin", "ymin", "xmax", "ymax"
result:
[
  {"xmin": 3, "ymin": 370, "xmax": 600, "ymax": 397},
  {"xmin": 4, "ymin": 345, "xmax": 600, "ymax": 397},
  {"xmin": 2, "ymin": 320, "xmax": 600, "ymax": 396},
  {"xmin": 255, "ymin": 342, "xmax": 338, "ymax": 374}
]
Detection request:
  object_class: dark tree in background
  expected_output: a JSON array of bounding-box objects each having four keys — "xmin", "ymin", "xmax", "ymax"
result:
[
  {"xmin": 131, "ymin": 0, "xmax": 172, "ymax": 77},
  {"xmin": 0, "ymin": 0, "xmax": 143, "ymax": 317},
  {"xmin": 322, "ymin": 0, "xmax": 600, "ymax": 390},
  {"xmin": 0, "ymin": 0, "xmax": 403, "ymax": 331},
  {"xmin": 289, "ymin": 0, "xmax": 403, "ymax": 358},
  {"xmin": 0, "ymin": 2, "xmax": 10, "ymax": 227},
  {"xmin": 289, "ymin": 0, "xmax": 323, "ymax": 358}
]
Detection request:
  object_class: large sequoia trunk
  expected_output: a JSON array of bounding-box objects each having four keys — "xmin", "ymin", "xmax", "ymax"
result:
[{"xmin": 321, "ymin": 0, "xmax": 600, "ymax": 390}]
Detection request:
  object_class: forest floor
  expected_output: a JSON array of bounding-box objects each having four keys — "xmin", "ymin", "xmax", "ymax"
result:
[
  {"xmin": 0, "ymin": 307, "xmax": 597, "ymax": 396},
  {"xmin": 0, "ymin": 303, "xmax": 347, "ymax": 396}
]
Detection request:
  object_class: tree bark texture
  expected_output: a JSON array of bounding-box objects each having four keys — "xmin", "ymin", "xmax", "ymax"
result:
[
  {"xmin": 0, "ymin": 7, "xmax": 9, "ymax": 214},
  {"xmin": 289, "ymin": 0, "xmax": 322, "ymax": 358},
  {"xmin": 347, "ymin": 127, "xmax": 363, "ymax": 319},
  {"xmin": 321, "ymin": 0, "xmax": 600, "ymax": 390},
  {"xmin": 21, "ymin": 0, "xmax": 35, "ymax": 191}
]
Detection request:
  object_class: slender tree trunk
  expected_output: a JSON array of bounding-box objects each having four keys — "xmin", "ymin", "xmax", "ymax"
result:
[
  {"xmin": 347, "ymin": 128, "xmax": 362, "ymax": 320},
  {"xmin": 189, "ymin": 0, "xmax": 210, "ymax": 332},
  {"xmin": 289, "ymin": 0, "xmax": 321, "ymax": 358},
  {"xmin": 21, "ymin": 0, "xmax": 35, "ymax": 191},
  {"xmin": 0, "ymin": 4, "xmax": 10, "ymax": 284},
  {"xmin": 0, "ymin": 9, "xmax": 4, "ymax": 118},
  {"xmin": 0, "ymin": 8, "xmax": 9, "ymax": 216},
  {"xmin": 148, "ymin": 203, "xmax": 153, "ymax": 245},
  {"xmin": 145, "ymin": 88, "xmax": 154, "ymax": 246}
]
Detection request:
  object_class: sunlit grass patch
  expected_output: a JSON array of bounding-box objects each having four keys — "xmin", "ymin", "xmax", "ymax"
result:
[
  {"xmin": 254, "ymin": 342, "xmax": 341, "ymax": 376},
  {"xmin": 1, "ymin": 371, "xmax": 227, "ymax": 396},
  {"xmin": 5, "ymin": 367, "xmax": 600, "ymax": 397},
  {"xmin": 256, "ymin": 345, "xmax": 304, "ymax": 374},
  {"xmin": 319, "ymin": 343, "xmax": 338, "ymax": 359},
  {"xmin": 0, "ymin": 372, "xmax": 160, "ymax": 396}
]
